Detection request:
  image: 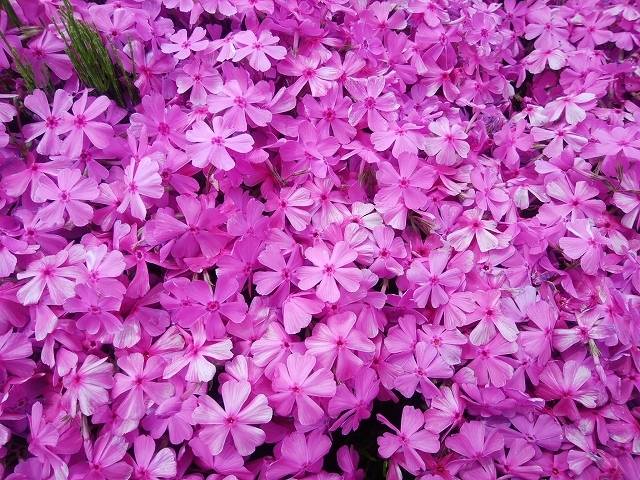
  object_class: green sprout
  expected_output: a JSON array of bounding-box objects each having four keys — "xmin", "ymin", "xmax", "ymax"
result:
[{"xmin": 56, "ymin": 0, "xmax": 137, "ymax": 107}]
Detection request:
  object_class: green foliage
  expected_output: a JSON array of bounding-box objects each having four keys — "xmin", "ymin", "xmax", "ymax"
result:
[
  {"xmin": 0, "ymin": 0, "xmax": 21, "ymax": 28},
  {"xmin": 56, "ymin": 0, "xmax": 137, "ymax": 107},
  {"xmin": 0, "ymin": 30, "xmax": 36, "ymax": 92}
]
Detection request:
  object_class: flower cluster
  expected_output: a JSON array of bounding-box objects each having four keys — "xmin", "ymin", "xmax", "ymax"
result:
[{"xmin": 1, "ymin": 0, "xmax": 640, "ymax": 478}]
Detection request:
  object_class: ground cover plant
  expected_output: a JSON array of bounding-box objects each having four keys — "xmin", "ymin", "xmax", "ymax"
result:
[{"xmin": 0, "ymin": 0, "xmax": 640, "ymax": 478}]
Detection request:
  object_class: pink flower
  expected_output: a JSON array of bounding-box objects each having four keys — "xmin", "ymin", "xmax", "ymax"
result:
[
  {"xmin": 253, "ymin": 245, "xmax": 301, "ymax": 296},
  {"xmin": 64, "ymin": 284, "xmax": 122, "ymax": 335},
  {"xmin": 113, "ymin": 353, "xmax": 173, "ymax": 420},
  {"xmin": 377, "ymin": 406, "xmax": 440, "ymax": 472},
  {"xmin": 277, "ymin": 55, "xmax": 338, "ymax": 97},
  {"xmin": 520, "ymin": 301, "xmax": 557, "ymax": 365},
  {"xmin": 369, "ymin": 226, "xmax": 407, "ymax": 278},
  {"xmin": 0, "ymin": 330, "xmax": 35, "ymax": 381},
  {"xmin": 186, "ymin": 116, "xmax": 254, "ymax": 170},
  {"xmin": 62, "ymin": 354, "xmax": 113, "ymax": 416},
  {"xmin": 297, "ymin": 241, "xmax": 363, "ymax": 303},
  {"xmin": 266, "ymin": 431, "xmax": 331, "ymax": 480},
  {"xmin": 466, "ymin": 334, "xmax": 517, "ymax": 387},
  {"xmin": 445, "ymin": 421, "xmax": 504, "ymax": 468},
  {"xmin": 35, "ymin": 168, "xmax": 99, "ymax": 226},
  {"xmin": 233, "ymin": 30, "xmax": 286, "ymax": 72},
  {"xmin": 163, "ymin": 326, "xmax": 232, "ymax": 382},
  {"xmin": 328, "ymin": 368, "xmax": 379, "ymax": 434},
  {"xmin": 537, "ymin": 360, "xmax": 598, "ymax": 419},
  {"xmin": 346, "ymin": 77, "xmax": 398, "ymax": 130},
  {"xmin": 265, "ymin": 186, "xmax": 313, "ymax": 232},
  {"xmin": 468, "ymin": 289, "xmax": 518, "ymax": 345},
  {"xmin": 407, "ymin": 249, "xmax": 464, "ymax": 308},
  {"xmin": 271, "ymin": 352, "xmax": 336, "ymax": 425},
  {"xmin": 207, "ymin": 78, "xmax": 272, "ymax": 131},
  {"xmin": 559, "ymin": 219, "xmax": 607, "ymax": 275},
  {"xmin": 448, "ymin": 208, "xmax": 502, "ymax": 253},
  {"xmin": 371, "ymin": 121, "xmax": 424, "ymax": 159},
  {"xmin": 545, "ymin": 93, "xmax": 596, "ymax": 125},
  {"xmin": 161, "ymin": 27, "xmax": 209, "ymax": 60},
  {"xmin": 17, "ymin": 250, "xmax": 80, "ymax": 305},
  {"xmin": 541, "ymin": 176, "xmax": 605, "ymax": 221},
  {"xmin": 424, "ymin": 117, "xmax": 470, "ymax": 165},
  {"xmin": 394, "ymin": 341, "xmax": 453, "ymax": 398},
  {"xmin": 375, "ymin": 154, "xmax": 436, "ymax": 211},
  {"xmin": 59, "ymin": 91, "xmax": 113, "ymax": 158},
  {"xmin": 27, "ymin": 402, "xmax": 68, "ymax": 480},
  {"xmin": 305, "ymin": 311, "xmax": 375, "ymax": 380},
  {"xmin": 175, "ymin": 58, "xmax": 222, "ymax": 105},
  {"xmin": 23, "ymin": 89, "xmax": 72, "ymax": 155},
  {"xmin": 118, "ymin": 157, "xmax": 164, "ymax": 220},
  {"xmin": 193, "ymin": 380, "xmax": 272, "ymax": 455},
  {"xmin": 75, "ymin": 434, "xmax": 132, "ymax": 480},
  {"xmin": 130, "ymin": 435, "xmax": 177, "ymax": 480},
  {"xmin": 302, "ymin": 87, "xmax": 355, "ymax": 144}
]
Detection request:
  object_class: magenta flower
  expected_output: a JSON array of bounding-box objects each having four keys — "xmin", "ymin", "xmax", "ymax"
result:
[
  {"xmin": 74, "ymin": 434, "xmax": 132, "ymax": 480},
  {"xmin": 448, "ymin": 208, "xmax": 502, "ymax": 253},
  {"xmin": 233, "ymin": 30, "xmax": 286, "ymax": 72},
  {"xmin": 35, "ymin": 168, "xmax": 99, "ymax": 226},
  {"xmin": 377, "ymin": 406, "xmax": 440, "ymax": 472},
  {"xmin": 113, "ymin": 353, "xmax": 173, "ymax": 420},
  {"xmin": 130, "ymin": 435, "xmax": 177, "ymax": 480},
  {"xmin": 394, "ymin": 341, "xmax": 453, "ymax": 398},
  {"xmin": 424, "ymin": 117, "xmax": 470, "ymax": 165},
  {"xmin": 375, "ymin": 154, "xmax": 436, "ymax": 211},
  {"xmin": 17, "ymin": 250, "xmax": 80, "ymax": 305},
  {"xmin": 407, "ymin": 249, "xmax": 464, "ymax": 308},
  {"xmin": 64, "ymin": 284, "xmax": 122, "ymax": 335},
  {"xmin": 208, "ymin": 78, "xmax": 272, "ymax": 130},
  {"xmin": 559, "ymin": 219, "xmax": 607, "ymax": 275},
  {"xmin": 538, "ymin": 360, "xmax": 598, "ymax": 420},
  {"xmin": 305, "ymin": 311, "xmax": 375, "ymax": 380},
  {"xmin": 346, "ymin": 77, "xmax": 399, "ymax": 130},
  {"xmin": 193, "ymin": 380, "xmax": 272, "ymax": 455},
  {"xmin": 0, "ymin": 330, "xmax": 35, "ymax": 381},
  {"xmin": 186, "ymin": 116, "xmax": 254, "ymax": 170},
  {"xmin": 328, "ymin": 368, "xmax": 379, "ymax": 434},
  {"xmin": 23, "ymin": 89, "xmax": 72, "ymax": 155},
  {"xmin": 445, "ymin": 421, "xmax": 504, "ymax": 469},
  {"xmin": 271, "ymin": 352, "xmax": 336, "ymax": 425},
  {"xmin": 371, "ymin": 121, "xmax": 424, "ymax": 159},
  {"xmin": 266, "ymin": 431, "xmax": 331, "ymax": 480},
  {"xmin": 62, "ymin": 354, "xmax": 113, "ymax": 416},
  {"xmin": 59, "ymin": 91, "xmax": 113, "ymax": 158},
  {"xmin": 297, "ymin": 241, "xmax": 362, "ymax": 303},
  {"xmin": 161, "ymin": 27, "xmax": 209, "ymax": 60},
  {"xmin": 117, "ymin": 157, "xmax": 164, "ymax": 220},
  {"xmin": 163, "ymin": 327, "xmax": 232, "ymax": 382}
]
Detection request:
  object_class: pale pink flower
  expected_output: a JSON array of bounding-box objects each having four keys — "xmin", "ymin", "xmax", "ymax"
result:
[
  {"xmin": 130, "ymin": 435, "xmax": 177, "ymax": 480},
  {"xmin": 424, "ymin": 117, "xmax": 470, "ymax": 165},
  {"xmin": 193, "ymin": 380, "xmax": 272, "ymax": 455},
  {"xmin": 161, "ymin": 27, "xmax": 209, "ymax": 60},
  {"xmin": 118, "ymin": 157, "xmax": 164, "ymax": 220},
  {"xmin": 233, "ymin": 30, "xmax": 286, "ymax": 72},
  {"xmin": 63, "ymin": 355, "xmax": 113, "ymax": 416},
  {"xmin": 305, "ymin": 312, "xmax": 375, "ymax": 380},
  {"xmin": 559, "ymin": 219, "xmax": 607, "ymax": 275},
  {"xmin": 186, "ymin": 116, "xmax": 254, "ymax": 170},
  {"xmin": 59, "ymin": 91, "xmax": 113, "ymax": 158},
  {"xmin": 35, "ymin": 168, "xmax": 99, "ymax": 226},
  {"xmin": 271, "ymin": 352, "xmax": 336, "ymax": 425},
  {"xmin": 377, "ymin": 406, "xmax": 440, "ymax": 472},
  {"xmin": 407, "ymin": 249, "xmax": 464, "ymax": 308},
  {"xmin": 297, "ymin": 241, "xmax": 363, "ymax": 303}
]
